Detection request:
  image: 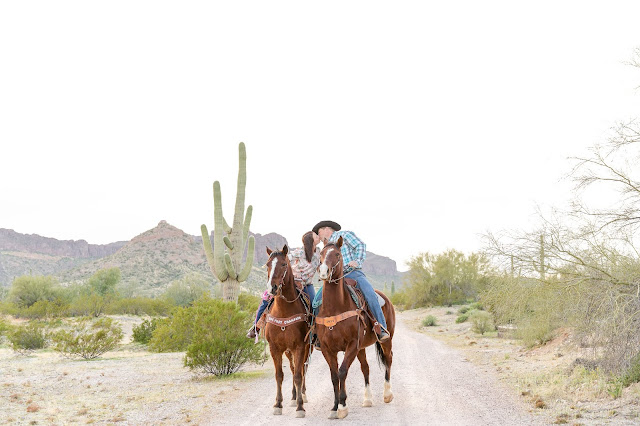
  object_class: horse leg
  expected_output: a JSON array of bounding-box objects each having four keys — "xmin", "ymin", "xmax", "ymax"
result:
[
  {"xmin": 381, "ymin": 340, "xmax": 394, "ymax": 403},
  {"xmin": 301, "ymin": 340, "xmax": 310, "ymax": 403},
  {"xmin": 356, "ymin": 349, "xmax": 372, "ymax": 407},
  {"xmin": 321, "ymin": 349, "xmax": 340, "ymax": 419},
  {"xmin": 285, "ymin": 350, "xmax": 297, "ymax": 407},
  {"xmin": 336, "ymin": 343, "xmax": 359, "ymax": 419},
  {"xmin": 271, "ymin": 348, "xmax": 284, "ymax": 415},
  {"xmin": 293, "ymin": 346, "xmax": 307, "ymax": 418}
]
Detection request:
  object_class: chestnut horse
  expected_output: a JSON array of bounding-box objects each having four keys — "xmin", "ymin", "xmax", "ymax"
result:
[
  {"xmin": 264, "ymin": 245, "xmax": 312, "ymax": 418},
  {"xmin": 316, "ymin": 236, "xmax": 395, "ymax": 419}
]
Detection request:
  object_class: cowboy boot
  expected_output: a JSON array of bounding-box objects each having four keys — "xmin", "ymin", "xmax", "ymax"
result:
[{"xmin": 246, "ymin": 324, "xmax": 257, "ymax": 339}]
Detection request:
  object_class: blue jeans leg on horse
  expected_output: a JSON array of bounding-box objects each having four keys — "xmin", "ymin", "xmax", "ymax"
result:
[
  {"xmin": 303, "ymin": 284, "xmax": 316, "ymax": 303},
  {"xmin": 347, "ymin": 270, "xmax": 388, "ymax": 331},
  {"xmin": 255, "ymin": 299, "xmax": 269, "ymax": 326}
]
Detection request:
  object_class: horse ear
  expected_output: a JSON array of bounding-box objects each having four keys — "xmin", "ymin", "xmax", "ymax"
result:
[
  {"xmin": 282, "ymin": 244, "xmax": 289, "ymax": 255},
  {"xmin": 266, "ymin": 247, "xmax": 272, "ymax": 256},
  {"xmin": 337, "ymin": 236, "xmax": 343, "ymax": 248}
]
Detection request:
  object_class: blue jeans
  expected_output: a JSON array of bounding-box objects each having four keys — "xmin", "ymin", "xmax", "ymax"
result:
[
  {"xmin": 303, "ymin": 283, "xmax": 316, "ymax": 302},
  {"xmin": 255, "ymin": 299, "xmax": 269, "ymax": 325},
  {"xmin": 312, "ymin": 270, "xmax": 387, "ymax": 330}
]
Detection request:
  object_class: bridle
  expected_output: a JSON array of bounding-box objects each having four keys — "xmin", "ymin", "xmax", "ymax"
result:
[
  {"xmin": 322, "ymin": 245, "xmax": 347, "ymax": 284},
  {"xmin": 269, "ymin": 255, "xmax": 303, "ymax": 304}
]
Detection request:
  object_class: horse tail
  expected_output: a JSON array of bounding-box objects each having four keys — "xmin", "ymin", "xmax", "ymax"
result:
[{"xmin": 374, "ymin": 341, "xmax": 386, "ymax": 368}]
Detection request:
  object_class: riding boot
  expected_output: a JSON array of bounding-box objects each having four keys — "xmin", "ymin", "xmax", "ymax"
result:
[{"xmin": 246, "ymin": 324, "xmax": 257, "ymax": 339}]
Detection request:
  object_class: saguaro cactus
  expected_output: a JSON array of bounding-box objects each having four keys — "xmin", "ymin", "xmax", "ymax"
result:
[
  {"xmin": 201, "ymin": 142, "xmax": 255, "ymax": 303},
  {"xmin": 533, "ymin": 234, "xmax": 547, "ymax": 280}
]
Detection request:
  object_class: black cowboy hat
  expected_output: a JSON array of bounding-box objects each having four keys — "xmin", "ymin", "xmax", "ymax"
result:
[{"xmin": 312, "ymin": 220, "xmax": 341, "ymax": 234}]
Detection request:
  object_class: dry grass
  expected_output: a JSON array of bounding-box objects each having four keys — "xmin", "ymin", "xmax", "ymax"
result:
[{"xmin": 404, "ymin": 305, "xmax": 640, "ymax": 425}]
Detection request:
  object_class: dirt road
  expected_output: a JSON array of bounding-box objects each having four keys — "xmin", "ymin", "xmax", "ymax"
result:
[{"xmin": 212, "ymin": 314, "xmax": 543, "ymax": 425}]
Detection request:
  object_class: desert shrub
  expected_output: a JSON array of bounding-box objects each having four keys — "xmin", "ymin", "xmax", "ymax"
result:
[
  {"xmin": 9, "ymin": 275, "xmax": 59, "ymax": 308},
  {"xmin": 469, "ymin": 302, "xmax": 484, "ymax": 311},
  {"xmin": 422, "ymin": 315, "xmax": 437, "ymax": 327},
  {"xmin": 51, "ymin": 317, "xmax": 123, "ymax": 359},
  {"xmin": 456, "ymin": 313, "xmax": 469, "ymax": 323},
  {"xmin": 184, "ymin": 300, "xmax": 267, "ymax": 375},
  {"xmin": 389, "ymin": 291, "xmax": 408, "ymax": 310},
  {"xmin": 67, "ymin": 293, "xmax": 110, "ymax": 318},
  {"xmin": 87, "ymin": 268, "xmax": 121, "ymax": 296},
  {"xmin": 0, "ymin": 318, "xmax": 10, "ymax": 337},
  {"xmin": 8, "ymin": 322, "xmax": 49, "ymax": 354},
  {"xmin": 621, "ymin": 354, "xmax": 640, "ymax": 387},
  {"xmin": 17, "ymin": 299, "xmax": 69, "ymax": 319},
  {"xmin": 148, "ymin": 307, "xmax": 195, "ymax": 352},
  {"xmin": 132, "ymin": 318, "xmax": 160, "ymax": 344},
  {"xmin": 163, "ymin": 274, "xmax": 212, "ymax": 307},
  {"xmin": 237, "ymin": 292, "xmax": 261, "ymax": 314},
  {"xmin": 105, "ymin": 297, "xmax": 171, "ymax": 316},
  {"xmin": 470, "ymin": 310, "xmax": 495, "ymax": 335},
  {"xmin": 458, "ymin": 306, "xmax": 470, "ymax": 315}
]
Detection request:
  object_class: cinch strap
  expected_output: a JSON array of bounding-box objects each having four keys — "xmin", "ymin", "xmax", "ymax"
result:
[{"xmin": 315, "ymin": 310, "xmax": 361, "ymax": 328}]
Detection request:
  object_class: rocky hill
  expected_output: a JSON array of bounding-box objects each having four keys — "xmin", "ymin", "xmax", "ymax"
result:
[{"xmin": 1, "ymin": 222, "xmax": 402, "ymax": 294}]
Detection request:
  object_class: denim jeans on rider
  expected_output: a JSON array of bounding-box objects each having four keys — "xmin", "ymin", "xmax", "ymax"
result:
[{"xmin": 312, "ymin": 270, "xmax": 387, "ymax": 330}]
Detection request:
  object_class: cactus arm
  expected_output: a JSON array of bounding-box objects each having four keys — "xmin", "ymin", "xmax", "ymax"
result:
[
  {"xmin": 224, "ymin": 253, "xmax": 238, "ymax": 279},
  {"xmin": 212, "ymin": 181, "xmax": 229, "ymax": 281},
  {"xmin": 201, "ymin": 224, "xmax": 220, "ymax": 279},
  {"xmin": 232, "ymin": 143, "xmax": 247, "ymax": 234},
  {"xmin": 223, "ymin": 236, "xmax": 234, "ymax": 250},
  {"xmin": 223, "ymin": 217, "xmax": 232, "ymax": 234},
  {"xmin": 243, "ymin": 205, "xmax": 252, "ymax": 246},
  {"xmin": 238, "ymin": 235, "xmax": 255, "ymax": 281}
]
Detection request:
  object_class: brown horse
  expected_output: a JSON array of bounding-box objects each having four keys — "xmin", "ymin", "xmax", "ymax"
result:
[
  {"xmin": 316, "ymin": 236, "xmax": 395, "ymax": 419},
  {"xmin": 263, "ymin": 245, "xmax": 312, "ymax": 418}
]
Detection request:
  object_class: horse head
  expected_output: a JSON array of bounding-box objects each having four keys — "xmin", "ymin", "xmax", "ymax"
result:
[
  {"xmin": 265, "ymin": 245, "xmax": 291, "ymax": 296},
  {"xmin": 318, "ymin": 236, "xmax": 343, "ymax": 283}
]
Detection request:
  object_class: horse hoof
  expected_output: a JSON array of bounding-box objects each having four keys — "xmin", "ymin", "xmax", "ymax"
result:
[
  {"xmin": 338, "ymin": 404, "xmax": 348, "ymax": 419},
  {"xmin": 290, "ymin": 400, "xmax": 297, "ymax": 407},
  {"xmin": 273, "ymin": 407, "xmax": 282, "ymax": 415},
  {"xmin": 362, "ymin": 399, "xmax": 373, "ymax": 407},
  {"xmin": 296, "ymin": 410, "xmax": 306, "ymax": 418},
  {"xmin": 328, "ymin": 410, "xmax": 338, "ymax": 419},
  {"xmin": 384, "ymin": 393, "xmax": 394, "ymax": 403},
  {"xmin": 302, "ymin": 394, "xmax": 308, "ymax": 403}
]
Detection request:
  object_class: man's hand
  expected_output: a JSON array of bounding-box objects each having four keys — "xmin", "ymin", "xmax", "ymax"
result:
[{"xmin": 348, "ymin": 261, "xmax": 359, "ymax": 269}]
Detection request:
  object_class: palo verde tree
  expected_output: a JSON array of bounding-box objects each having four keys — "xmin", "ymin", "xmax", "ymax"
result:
[{"xmin": 201, "ymin": 143, "xmax": 255, "ymax": 303}]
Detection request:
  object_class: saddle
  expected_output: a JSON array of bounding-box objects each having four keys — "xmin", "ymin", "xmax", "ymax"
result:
[{"xmin": 315, "ymin": 282, "xmax": 383, "ymax": 335}]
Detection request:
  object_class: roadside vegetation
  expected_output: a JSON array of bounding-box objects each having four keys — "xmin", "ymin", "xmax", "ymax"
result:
[
  {"xmin": 0, "ymin": 268, "xmax": 264, "ymax": 375},
  {"xmin": 394, "ymin": 49, "xmax": 640, "ymax": 399}
]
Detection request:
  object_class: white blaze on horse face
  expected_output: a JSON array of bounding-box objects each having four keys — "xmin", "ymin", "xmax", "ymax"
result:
[
  {"xmin": 266, "ymin": 257, "xmax": 278, "ymax": 292},
  {"xmin": 318, "ymin": 248, "xmax": 333, "ymax": 279}
]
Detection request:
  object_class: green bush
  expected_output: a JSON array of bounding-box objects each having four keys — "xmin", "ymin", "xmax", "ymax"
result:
[
  {"xmin": 163, "ymin": 274, "xmax": 212, "ymax": 307},
  {"xmin": 469, "ymin": 302, "xmax": 485, "ymax": 311},
  {"xmin": 132, "ymin": 318, "xmax": 159, "ymax": 344},
  {"xmin": 9, "ymin": 275, "xmax": 59, "ymax": 308},
  {"xmin": 8, "ymin": 322, "xmax": 49, "ymax": 354},
  {"xmin": 18, "ymin": 299, "xmax": 69, "ymax": 319},
  {"xmin": 148, "ymin": 307, "xmax": 195, "ymax": 352},
  {"xmin": 51, "ymin": 317, "xmax": 123, "ymax": 359},
  {"xmin": 390, "ymin": 291, "xmax": 408, "ymax": 310},
  {"xmin": 422, "ymin": 315, "xmax": 438, "ymax": 327},
  {"xmin": 237, "ymin": 293, "xmax": 261, "ymax": 314},
  {"xmin": 0, "ymin": 318, "xmax": 10, "ymax": 338},
  {"xmin": 458, "ymin": 306, "xmax": 470, "ymax": 315},
  {"xmin": 184, "ymin": 301, "xmax": 267, "ymax": 375},
  {"xmin": 470, "ymin": 310, "xmax": 495, "ymax": 335},
  {"xmin": 105, "ymin": 297, "xmax": 172, "ymax": 316},
  {"xmin": 621, "ymin": 354, "xmax": 640, "ymax": 387},
  {"xmin": 456, "ymin": 313, "xmax": 469, "ymax": 323},
  {"xmin": 67, "ymin": 293, "xmax": 110, "ymax": 318}
]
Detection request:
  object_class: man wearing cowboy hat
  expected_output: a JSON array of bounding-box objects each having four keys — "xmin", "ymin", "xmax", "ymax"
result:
[{"xmin": 312, "ymin": 220, "xmax": 390, "ymax": 342}]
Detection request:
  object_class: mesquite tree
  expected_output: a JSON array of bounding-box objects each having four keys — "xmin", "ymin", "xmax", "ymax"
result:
[{"xmin": 201, "ymin": 143, "xmax": 255, "ymax": 303}]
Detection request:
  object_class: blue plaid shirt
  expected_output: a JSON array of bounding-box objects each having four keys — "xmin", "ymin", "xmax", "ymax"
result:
[{"xmin": 328, "ymin": 230, "xmax": 366, "ymax": 274}]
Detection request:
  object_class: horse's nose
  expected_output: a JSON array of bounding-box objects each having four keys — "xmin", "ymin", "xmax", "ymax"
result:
[{"xmin": 318, "ymin": 264, "xmax": 329, "ymax": 279}]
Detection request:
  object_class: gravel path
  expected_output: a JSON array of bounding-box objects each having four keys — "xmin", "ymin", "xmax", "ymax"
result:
[{"xmin": 210, "ymin": 314, "xmax": 544, "ymax": 425}]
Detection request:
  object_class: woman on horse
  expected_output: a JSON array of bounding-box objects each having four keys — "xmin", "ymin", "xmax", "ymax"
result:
[{"xmin": 247, "ymin": 230, "xmax": 321, "ymax": 338}]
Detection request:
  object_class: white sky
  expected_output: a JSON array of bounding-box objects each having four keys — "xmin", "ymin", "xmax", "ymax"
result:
[{"xmin": 1, "ymin": 1, "xmax": 639, "ymax": 272}]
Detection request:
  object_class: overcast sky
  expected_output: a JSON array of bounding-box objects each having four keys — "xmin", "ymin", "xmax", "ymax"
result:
[{"xmin": 1, "ymin": 1, "xmax": 639, "ymax": 272}]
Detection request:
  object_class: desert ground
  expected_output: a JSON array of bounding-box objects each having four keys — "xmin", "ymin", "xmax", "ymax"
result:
[{"xmin": 2, "ymin": 308, "xmax": 639, "ymax": 425}]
